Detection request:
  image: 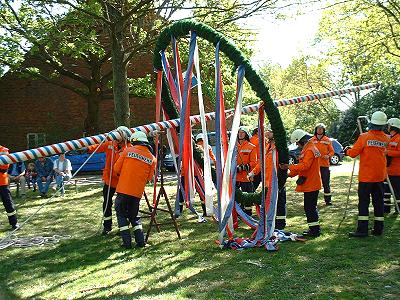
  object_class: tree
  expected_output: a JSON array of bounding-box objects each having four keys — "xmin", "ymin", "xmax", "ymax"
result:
[
  {"xmin": 316, "ymin": 0, "xmax": 400, "ymax": 90},
  {"xmin": 258, "ymin": 56, "xmax": 341, "ymax": 136},
  {"xmin": 335, "ymin": 84, "xmax": 400, "ymax": 144},
  {"xmin": 1, "ymin": 0, "xmax": 295, "ymax": 132}
]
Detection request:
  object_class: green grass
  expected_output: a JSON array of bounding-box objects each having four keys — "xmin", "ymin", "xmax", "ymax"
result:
[{"xmin": 0, "ymin": 164, "xmax": 399, "ymax": 299}]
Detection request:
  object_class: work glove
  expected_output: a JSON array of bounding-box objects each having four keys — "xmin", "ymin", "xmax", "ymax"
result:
[
  {"xmin": 247, "ymin": 171, "xmax": 255, "ymax": 181},
  {"xmin": 342, "ymin": 146, "xmax": 351, "ymax": 156}
]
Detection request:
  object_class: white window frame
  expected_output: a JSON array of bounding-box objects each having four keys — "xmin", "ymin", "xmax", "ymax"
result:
[{"xmin": 27, "ymin": 133, "xmax": 46, "ymax": 149}]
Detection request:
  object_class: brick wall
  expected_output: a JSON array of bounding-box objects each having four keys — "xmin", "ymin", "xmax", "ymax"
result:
[{"xmin": 0, "ymin": 60, "xmax": 217, "ymax": 152}]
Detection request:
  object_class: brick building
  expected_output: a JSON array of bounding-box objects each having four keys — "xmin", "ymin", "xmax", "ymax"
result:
[{"xmin": 0, "ymin": 53, "xmax": 215, "ymax": 152}]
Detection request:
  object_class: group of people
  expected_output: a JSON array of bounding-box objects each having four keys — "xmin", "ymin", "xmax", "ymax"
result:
[
  {"xmin": 0, "ymin": 127, "xmax": 157, "ymax": 249},
  {"xmin": 233, "ymin": 122, "xmax": 335, "ymax": 236},
  {"xmin": 281, "ymin": 111, "xmax": 399, "ymax": 238},
  {"xmin": 86, "ymin": 127, "xmax": 157, "ymax": 249},
  {"xmin": 0, "ymin": 149, "xmax": 74, "ymax": 230},
  {"xmin": 1, "ymin": 109, "xmax": 398, "ymax": 247}
]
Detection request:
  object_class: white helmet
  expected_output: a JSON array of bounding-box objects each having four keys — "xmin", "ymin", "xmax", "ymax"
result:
[
  {"xmin": 315, "ymin": 123, "xmax": 326, "ymax": 129},
  {"xmin": 130, "ymin": 131, "xmax": 149, "ymax": 143},
  {"xmin": 116, "ymin": 126, "xmax": 131, "ymax": 140},
  {"xmin": 291, "ymin": 129, "xmax": 309, "ymax": 144},
  {"xmin": 370, "ymin": 111, "xmax": 387, "ymax": 125},
  {"xmin": 196, "ymin": 133, "xmax": 204, "ymax": 142},
  {"xmin": 387, "ymin": 117, "xmax": 400, "ymax": 130},
  {"xmin": 238, "ymin": 126, "xmax": 250, "ymax": 137}
]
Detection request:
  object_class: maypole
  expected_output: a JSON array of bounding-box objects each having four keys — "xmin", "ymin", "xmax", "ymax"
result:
[{"xmin": 0, "ymin": 83, "xmax": 379, "ymax": 166}]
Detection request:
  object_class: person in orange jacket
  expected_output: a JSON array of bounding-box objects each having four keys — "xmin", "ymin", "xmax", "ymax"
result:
[
  {"xmin": 311, "ymin": 123, "xmax": 335, "ymax": 205},
  {"xmin": 0, "ymin": 145, "xmax": 19, "ymax": 230},
  {"xmin": 249, "ymin": 127, "xmax": 262, "ymax": 190},
  {"xmin": 87, "ymin": 126, "xmax": 131, "ymax": 235},
  {"xmin": 385, "ymin": 118, "xmax": 400, "ymax": 213},
  {"xmin": 236, "ymin": 126, "xmax": 258, "ymax": 215},
  {"xmin": 281, "ymin": 129, "xmax": 322, "ymax": 237},
  {"xmin": 345, "ymin": 111, "xmax": 390, "ymax": 237},
  {"xmin": 195, "ymin": 133, "xmax": 216, "ymax": 164},
  {"xmin": 248, "ymin": 126, "xmax": 287, "ymax": 229},
  {"xmin": 113, "ymin": 131, "xmax": 157, "ymax": 249}
]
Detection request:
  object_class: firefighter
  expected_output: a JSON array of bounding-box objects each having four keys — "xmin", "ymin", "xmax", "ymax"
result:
[
  {"xmin": 248, "ymin": 126, "xmax": 287, "ymax": 229},
  {"xmin": 345, "ymin": 111, "xmax": 390, "ymax": 237},
  {"xmin": 113, "ymin": 131, "xmax": 157, "ymax": 249},
  {"xmin": 280, "ymin": 129, "xmax": 322, "ymax": 237},
  {"xmin": 195, "ymin": 133, "xmax": 216, "ymax": 164},
  {"xmin": 384, "ymin": 117, "xmax": 400, "ymax": 213},
  {"xmin": 0, "ymin": 145, "xmax": 19, "ymax": 230},
  {"xmin": 87, "ymin": 126, "xmax": 131, "ymax": 235},
  {"xmin": 311, "ymin": 123, "xmax": 335, "ymax": 205},
  {"xmin": 236, "ymin": 126, "xmax": 258, "ymax": 215},
  {"xmin": 249, "ymin": 126, "xmax": 262, "ymax": 190}
]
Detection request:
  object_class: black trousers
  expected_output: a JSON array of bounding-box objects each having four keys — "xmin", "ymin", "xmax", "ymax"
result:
[
  {"xmin": 252, "ymin": 173, "xmax": 262, "ymax": 191},
  {"xmin": 356, "ymin": 182, "xmax": 384, "ymax": 233},
  {"xmin": 102, "ymin": 184, "xmax": 116, "ymax": 231},
  {"xmin": 304, "ymin": 190, "xmax": 320, "ymax": 233},
  {"xmin": 384, "ymin": 176, "xmax": 400, "ymax": 213},
  {"xmin": 115, "ymin": 193, "xmax": 143, "ymax": 246},
  {"xmin": 0, "ymin": 185, "xmax": 17, "ymax": 226},
  {"xmin": 275, "ymin": 187, "xmax": 287, "ymax": 230},
  {"xmin": 320, "ymin": 167, "xmax": 331, "ymax": 203}
]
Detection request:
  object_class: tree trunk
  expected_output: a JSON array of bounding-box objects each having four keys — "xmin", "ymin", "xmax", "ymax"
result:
[
  {"xmin": 112, "ymin": 47, "xmax": 130, "ymax": 127},
  {"xmin": 108, "ymin": 5, "xmax": 131, "ymax": 127},
  {"xmin": 84, "ymin": 93, "xmax": 101, "ymax": 135}
]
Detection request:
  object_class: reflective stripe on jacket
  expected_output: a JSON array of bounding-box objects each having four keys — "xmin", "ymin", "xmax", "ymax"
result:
[
  {"xmin": 0, "ymin": 145, "xmax": 9, "ymax": 186},
  {"xmin": 311, "ymin": 135, "xmax": 334, "ymax": 167},
  {"xmin": 288, "ymin": 141, "xmax": 321, "ymax": 192},
  {"xmin": 236, "ymin": 140, "xmax": 257, "ymax": 182},
  {"xmin": 114, "ymin": 145, "xmax": 157, "ymax": 198},
  {"xmin": 347, "ymin": 130, "xmax": 389, "ymax": 182},
  {"xmin": 387, "ymin": 133, "xmax": 400, "ymax": 176}
]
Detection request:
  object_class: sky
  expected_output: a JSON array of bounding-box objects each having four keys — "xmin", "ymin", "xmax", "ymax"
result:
[{"xmin": 248, "ymin": 10, "xmax": 322, "ymax": 68}]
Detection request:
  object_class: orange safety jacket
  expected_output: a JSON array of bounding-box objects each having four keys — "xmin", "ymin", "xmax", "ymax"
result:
[
  {"xmin": 87, "ymin": 141, "xmax": 129, "ymax": 188},
  {"xmin": 288, "ymin": 141, "xmax": 321, "ymax": 192},
  {"xmin": 310, "ymin": 135, "xmax": 334, "ymax": 167},
  {"xmin": 250, "ymin": 135, "xmax": 260, "ymax": 157},
  {"xmin": 196, "ymin": 140, "xmax": 216, "ymax": 163},
  {"xmin": 114, "ymin": 145, "xmax": 157, "ymax": 198},
  {"xmin": 387, "ymin": 133, "xmax": 400, "ymax": 176},
  {"xmin": 347, "ymin": 130, "xmax": 389, "ymax": 182},
  {"xmin": 0, "ymin": 145, "xmax": 9, "ymax": 186},
  {"xmin": 236, "ymin": 140, "xmax": 257, "ymax": 182},
  {"xmin": 251, "ymin": 141, "xmax": 277, "ymax": 185}
]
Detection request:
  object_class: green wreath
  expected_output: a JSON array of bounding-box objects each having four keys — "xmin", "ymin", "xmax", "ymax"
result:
[{"xmin": 153, "ymin": 20, "xmax": 288, "ymax": 205}]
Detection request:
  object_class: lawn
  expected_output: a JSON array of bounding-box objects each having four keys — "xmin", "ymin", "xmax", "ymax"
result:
[{"xmin": 0, "ymin": 163, "xmax": 399, "ymax": 299}]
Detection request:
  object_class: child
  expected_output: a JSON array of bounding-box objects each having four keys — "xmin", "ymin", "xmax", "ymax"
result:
[{"xmin": 25, "ymin": 162, "xmax": 38, "ymax": 192}]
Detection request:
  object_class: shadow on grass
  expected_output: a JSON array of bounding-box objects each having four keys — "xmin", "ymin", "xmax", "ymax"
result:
[{"xmin": 0, "ymin": 172, "xmax": 399, "ymax": 299}]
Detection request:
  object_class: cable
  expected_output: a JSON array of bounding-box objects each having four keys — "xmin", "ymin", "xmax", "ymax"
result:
[{"xmin": 0, "ymin": 234, "xmax": 71, "ymax": 250}]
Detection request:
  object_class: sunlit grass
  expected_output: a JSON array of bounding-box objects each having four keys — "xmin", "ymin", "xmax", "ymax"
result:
[{"xmin": 0, "ymin": 163, "xmax": 399, "ymax": 299}]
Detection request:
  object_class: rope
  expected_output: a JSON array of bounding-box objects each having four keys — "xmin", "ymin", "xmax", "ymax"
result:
[{"xmin": 0, "ymin": 234, "xmax": 71, "ymax": 250}]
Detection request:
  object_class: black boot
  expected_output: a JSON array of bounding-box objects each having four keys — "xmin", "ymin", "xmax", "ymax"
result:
[
  {"xmin": 201, "ymin": 203, "xmax": 207, "ymax": 217},
  {"xmin": 120, "ymin": 230, "xmax": 132, "ymax": 248},
  {"xmin": 348, "ymin": 231, "xmax": 368, "ymax": 237},
  {"xmin": 372, "ymin": 220, "xmax": 384, "ymax": 236},
  {"xmin": 134, "ymin": 229, "xmax": 145, "ymax": 248},
  {"xmin": 349, "ymin": 219, "xmax": 368, "ymax": 237}
]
